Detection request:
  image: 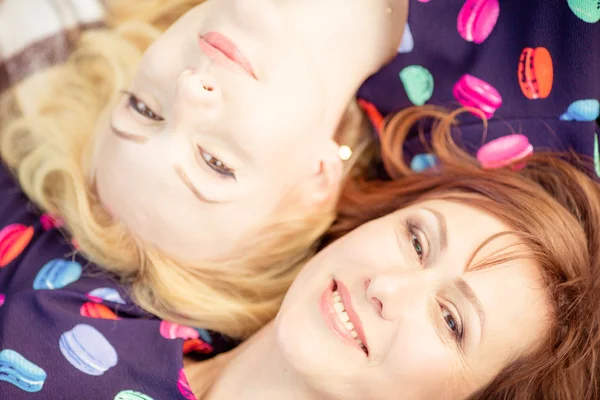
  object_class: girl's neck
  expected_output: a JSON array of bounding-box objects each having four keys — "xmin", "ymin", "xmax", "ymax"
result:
[
  {"xmin": 186, "ymin": 322, "xmax": 314, "ymax": 400},
  {"xmin": 277, "ymin": 0, "xmax": 407, "ymax": 131}
]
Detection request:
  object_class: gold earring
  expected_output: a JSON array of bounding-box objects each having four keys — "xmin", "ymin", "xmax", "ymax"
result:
[{"xmin": 386, "ymin": 7, "xmax": 393, "ymax": 15}]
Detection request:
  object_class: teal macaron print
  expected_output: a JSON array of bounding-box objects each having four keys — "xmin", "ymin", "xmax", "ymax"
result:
[
  {"xmin": 560, "ymin": 99, "xmax": 600, "ymax": 122},
  {"xmin": 33, "ymin": 259, "xmax": 82, "ymax": 290},
  {"xmin": 114, "ymin": 390, "xmax": 155, "ymax": 400},
  {"xmin": 59, "ymin": 324, "xmax": 118, "ymax": 376},
  {"xmin": 400, "ymin": 65, "xmax": 434, "ymax": 106},
  {"xmin": 0, "ymin": 349, "xmax": 47, "ymax": 393},
  {"xmin": 595, "ymin": 134, "xmax": 600, "ymax": 177},
  {"xmin": 567, "ymin": 0, "xmax": 600, "ymax": 23}
]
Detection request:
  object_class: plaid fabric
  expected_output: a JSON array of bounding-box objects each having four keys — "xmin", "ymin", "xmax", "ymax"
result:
[{"xmin": 0, "ymin": 0, "xmax": 105, "ymax": 130}]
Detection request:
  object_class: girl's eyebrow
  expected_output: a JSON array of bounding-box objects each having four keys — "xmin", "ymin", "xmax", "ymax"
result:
[
  {"xmin": 110, "ymin": 122, "xmax": 148, "ymax": 144},
  {"xmin": 173, "ymin": 164, "xmax": 220, "ymax": 205}
]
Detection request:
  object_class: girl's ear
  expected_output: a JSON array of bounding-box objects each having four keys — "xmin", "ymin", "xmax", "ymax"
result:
[{"xmin": 298, "ymin": 139, "xmax": 343, "ymax": 207}]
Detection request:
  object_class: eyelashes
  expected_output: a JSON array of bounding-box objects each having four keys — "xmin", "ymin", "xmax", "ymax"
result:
[
  {"xmin": 121, "ymin": 91, "xmax": 164, "ymax": 122},
  {"xmin": 406, "ymin": 219, "xmax": 427, "ymax": 264},
  {"xmin": 197, "ymin": 145, "xmax": 236, "ymax": 180}
]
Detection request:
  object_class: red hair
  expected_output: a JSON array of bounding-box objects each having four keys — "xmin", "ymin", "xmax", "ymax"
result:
[{"xmin": 327, "ymin": 106, "xmax": 600, "ymax": 399}]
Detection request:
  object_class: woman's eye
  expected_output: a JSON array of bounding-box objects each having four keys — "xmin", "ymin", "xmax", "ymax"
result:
[
  {"xmin": 125, "ymin": 92, "xmax": 164, "ymax": 122},
  {"xmin": 410, "ymin": 231, "xmax": 424, "ymax": 260},
  {"xmin": 198, "ymin": 147, "xmax": 236, "ymax": 179},
  {"xmin": 441, "ymin": 306, "xmax": 463, "ymax": 342}
]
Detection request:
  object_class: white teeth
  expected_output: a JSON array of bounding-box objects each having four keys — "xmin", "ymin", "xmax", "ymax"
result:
[
  {"xmin": 332, "ymin": 289, "xmax": 366, "ymax": 353},
  {"xmin": 338, "ymin": 310, "xmax": 350, "ymax": 323},
  {"xmin": 334, "ymin": 301, "xmax": 345, "ymax": 313}
]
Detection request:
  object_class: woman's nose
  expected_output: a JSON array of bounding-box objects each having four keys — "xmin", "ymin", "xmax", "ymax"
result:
[{"xmin": 366, "ymin": 270, "xmax": 430, "ymax": 321}]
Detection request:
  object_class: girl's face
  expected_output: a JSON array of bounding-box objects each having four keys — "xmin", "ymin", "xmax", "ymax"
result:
[
  {"xmin": 274, "ymin": 199, "xmax": 551, "ymax": 400},
  {"xmin": 90, "ymin": 0, "xmax": 403, "ymax": 264}
]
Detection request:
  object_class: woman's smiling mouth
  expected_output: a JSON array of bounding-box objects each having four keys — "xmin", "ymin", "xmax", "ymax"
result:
[{"xmin": 320, "ymin": 279, "xmax": 369, "ymax": 355}]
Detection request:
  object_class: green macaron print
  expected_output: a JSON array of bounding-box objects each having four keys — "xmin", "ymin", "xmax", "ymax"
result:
[
  {"xmin": 400, "ymin": 65, "xmax": 434, "ymax": 106},
  {"xmin": 567, "ymin": 0, "xmax": 600, "ymax": 23},
  {"xmin": 114, "ymin": 390, "xmax": 155, "ymax": 400}
]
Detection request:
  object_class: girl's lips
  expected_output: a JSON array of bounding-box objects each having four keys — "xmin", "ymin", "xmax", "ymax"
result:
[
  {"xmin": 198, "ymin": 32, "xmax": 257, "ymax": 80},
  {"xmin": 319, "ymin": 279, "xmax": 369, "ymax": 355}
]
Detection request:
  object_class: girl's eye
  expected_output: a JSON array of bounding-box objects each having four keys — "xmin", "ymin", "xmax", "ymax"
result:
[
  {"xmin": 124, "ymin": 91, "xmax": 164, "ymax": 122},
  {"xmin": 410, "ymin": 231, "xmax": 424, "ymax": 260},
  {"xmin": 441, "ymin": 306, "xmax": 463, "ymax": 342},
  {"xmin": 198, "ymin": 147, "xmax": 236, "ymax": 179}
]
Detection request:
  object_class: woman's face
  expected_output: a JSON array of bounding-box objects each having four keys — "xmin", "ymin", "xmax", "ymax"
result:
[
  {"xmin": 274, "ymin": 199, "xmax": 551, "ymax": 400},
  {"xmin": 90, "ymin": 0, "xmax": 402, "ymax": 263}
]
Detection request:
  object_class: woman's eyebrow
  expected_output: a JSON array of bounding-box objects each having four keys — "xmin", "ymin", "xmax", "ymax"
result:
[
  {"xmin": 423, "ymin": 207, "xmax": 448, "ymax": 253},
  {"xmin": 456, "ymin": 278, "xmax": 486, "ymax": 342}
]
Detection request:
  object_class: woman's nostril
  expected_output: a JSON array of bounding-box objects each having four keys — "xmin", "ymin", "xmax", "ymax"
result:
[{"xmin": 372, "ymin": 298, "xmax": 383, "ymax": 314}]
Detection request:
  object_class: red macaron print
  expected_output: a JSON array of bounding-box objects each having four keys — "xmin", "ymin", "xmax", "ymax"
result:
[{"xmin": 0, "ymin": 224, "xmax": 35, "ymax": 268}]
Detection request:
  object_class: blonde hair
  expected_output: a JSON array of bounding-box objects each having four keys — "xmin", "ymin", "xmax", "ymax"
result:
[{"xmin": 0, "ymin": 0, "xmax": 370, "ymax": 338}]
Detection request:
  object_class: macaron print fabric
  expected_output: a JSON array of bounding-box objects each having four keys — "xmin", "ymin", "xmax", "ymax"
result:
[
  {"xmin": 59, "ymin": 324, "xmax": 118, "ymax": 376},
  {"xmin": 0, "ymin": 164, "xmax": 235, "ymax": 398},
  {"xmin": 0, "ymin": 224, "xmax": 34, "ymax": 268},
  {"xmin": 0, "ymin": 350, "xmax": 46, "ymax": 393},
  {"xmin": 358, "ymin": 0, "xmax": 599, "ymax": 174}
]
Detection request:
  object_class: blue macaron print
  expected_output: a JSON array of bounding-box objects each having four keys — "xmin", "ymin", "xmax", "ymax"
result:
[
  {"xmin": 195, "ymin": 328, "xmax": 213, "ymax": 344},
  {"xmin": 0, "ymin": 349, "xmax": 47, "ymax": 393},
  {"xmin": 410, "ymin": 153, "xmax": 439, "ymax": 172},
  {"xmin": 33, "ymin": 259, "xmax": 82, "ymax": 290},
  {"xmin": 398, "ymin": 23, "xmax": 414, "ymax": 54},
  {"xmin": 88, "ymin": 288, "xmax": 126, "ymax": 304},
  {"xmin": 59, "ymin": 324, "xmax": 118, "ymax": 376},
  {"xmin": 560, "ymin": 99, "xmax": 600, "ymax": 122}
]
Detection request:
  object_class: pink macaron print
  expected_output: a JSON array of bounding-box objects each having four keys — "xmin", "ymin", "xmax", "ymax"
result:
[
  {"xmin": 177, "ymin": 369, "xmax": 196, "ymax": 400},
  {"xmin": 40, "ymin": 214, "xmax": 64, "ymax": 231},
  {"xmin": 453, "ymin": 74, "xmax": 503, "ymax": 119},
  {"xmin": 159, "ymin": 321, "xmax": 200, "ymax": 340},
  {"xmin": 477, "ymin": 134, "xmax": 534, "ymax": 170},
  {"xmin": 457, "ymin": 0, "xmax": 500, "ymax": 44}
]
